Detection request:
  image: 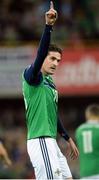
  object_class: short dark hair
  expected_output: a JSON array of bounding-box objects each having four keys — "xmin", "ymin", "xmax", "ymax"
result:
[
  {"xmin": 48, "ymin": 44, "xmax": 62, "ymax": 55},
  {"xmin": 86, "ymin": 104, "xmax": 99, "ymax": 116}
]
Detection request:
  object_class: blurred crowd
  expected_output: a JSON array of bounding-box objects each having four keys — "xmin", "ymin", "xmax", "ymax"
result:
[
  {"xmin": 0, "ymin": 0, "xmax": 99, "ymax": 46},
  {"xmin": 0, "ymin": 99, "xmax": 35, "ymax": 179},
  {"xmin": 0, "ymin": 128, "xmax": 34, "ymax": 179}
]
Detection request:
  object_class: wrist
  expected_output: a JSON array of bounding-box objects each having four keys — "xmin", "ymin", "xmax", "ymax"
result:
[
  {"xmin": 45, "ymin": 23, "xmax": 53, "ymax": 27},
  {"xmin": 62, "ymin": 133, "xmax": 70, "ymax": 141},
  {"xmin": 45, "ymin": 24, "xmax": 53, "ymax": 31},
  {"xmin": 46, "ymin": 22, "xmax": 54, "ymax": 26},
  {"xmin": 67, "ymin": 137, "xmax": 72, "ymax": 142}
]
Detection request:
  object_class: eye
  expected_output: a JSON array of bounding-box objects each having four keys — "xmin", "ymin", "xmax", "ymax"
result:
[
  {"xmin": 57, "ymin": 59, "xmax": 60, "ymax": 63},
  {"xmin": 51, "ymin": 57, "xmax": 56, "ymax": 61}
]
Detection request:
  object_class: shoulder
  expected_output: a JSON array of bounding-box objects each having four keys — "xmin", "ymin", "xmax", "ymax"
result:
[
  {"xmin": 76, "ymin": 123, "xmax": 86, "ymax": 133},
  {"xmin": 76, "ymin": 123, "xmax": 86, "ymax": 129}
]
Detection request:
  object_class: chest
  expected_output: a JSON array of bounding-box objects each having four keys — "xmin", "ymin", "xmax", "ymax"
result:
[{"xmin": 43, "ymin": 79, "xmax": 58, "ymax": 104}]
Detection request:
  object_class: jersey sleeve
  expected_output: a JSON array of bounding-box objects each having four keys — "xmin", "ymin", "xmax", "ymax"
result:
[
  {"xmin": 24, "ymin": 24, "xmax": 53, "ymax": 85},
  {"xmin": 57, "ymin": 117, "xmax": 70, "ymax": 141}
]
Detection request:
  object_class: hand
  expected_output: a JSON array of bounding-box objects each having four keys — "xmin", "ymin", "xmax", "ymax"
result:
[
  {"xmin": 66, "ymin": 138, "xmax": 79, "ymax": 160},
  {"xmin": 0, "ymin": 142, "xmax": 12, "ymax": 166},
  {"xmin": 45, "ymin": 1, "xmax": 58, "ymax": 26}
]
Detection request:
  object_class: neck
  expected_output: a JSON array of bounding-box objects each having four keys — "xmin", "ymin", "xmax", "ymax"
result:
[
  {"xmin": 41, "ymin": 68, "xmax": 46, "ymax": 75},
  {"xmin": 41, "ymin": 69, "xmax": 51, "ymax": 76}
]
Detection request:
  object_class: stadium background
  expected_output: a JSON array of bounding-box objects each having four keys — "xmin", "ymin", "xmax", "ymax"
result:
[{"xmin": 0, "ymin": 0, "xmax": 99, "ymax": 178}]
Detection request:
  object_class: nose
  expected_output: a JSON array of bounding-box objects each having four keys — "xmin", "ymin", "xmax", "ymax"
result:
[{"xmin": 53, "ymin": 60, "xmax": 59, "ymax": 66}]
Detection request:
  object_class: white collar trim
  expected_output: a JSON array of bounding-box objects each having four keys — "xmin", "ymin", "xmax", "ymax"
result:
[{"xmin": 87, "ymin": 120, "xmax": 99, "ymax": 124}]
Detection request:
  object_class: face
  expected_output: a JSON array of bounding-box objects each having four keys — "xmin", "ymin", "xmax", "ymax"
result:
[{"xmin": 41, "ymin": 51, "xmax": 61, "ymax": 75}]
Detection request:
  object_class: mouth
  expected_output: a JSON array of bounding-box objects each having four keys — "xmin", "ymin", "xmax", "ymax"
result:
[{"xmin": 50, "ymin": 67, "xmax": 56, "ymax": 70}]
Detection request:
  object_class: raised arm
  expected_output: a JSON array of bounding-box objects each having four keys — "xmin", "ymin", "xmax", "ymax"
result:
[{"xmin": 24, "ymin": 1, "xmax": 57, "ymax": 85}]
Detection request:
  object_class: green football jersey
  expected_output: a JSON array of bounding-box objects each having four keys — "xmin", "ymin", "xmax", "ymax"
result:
[
  {"xmin": 22, "ymin": 74, "xmax": 58, "ymax": 140},
  {"xmin": 76, "ymin": 121, "xmax": 99, "ymax": 177}
]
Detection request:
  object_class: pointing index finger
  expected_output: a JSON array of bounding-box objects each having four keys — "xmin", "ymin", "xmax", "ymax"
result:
[{"xmin": 50, "ymin": 1, "xmax": 54, "ymax": 9}]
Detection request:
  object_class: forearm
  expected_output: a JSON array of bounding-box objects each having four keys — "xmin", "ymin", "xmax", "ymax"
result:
[
  {"xmin": 24, "ymin": 25, "xmax": 52, "ymax": 84},
  {"xmin": 33, "ymin": 24, "xmax": 52, "ymax": 75},
  {"xmin": 57, "ymin": 117, "xmax": 70, "ymax": 141}
]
